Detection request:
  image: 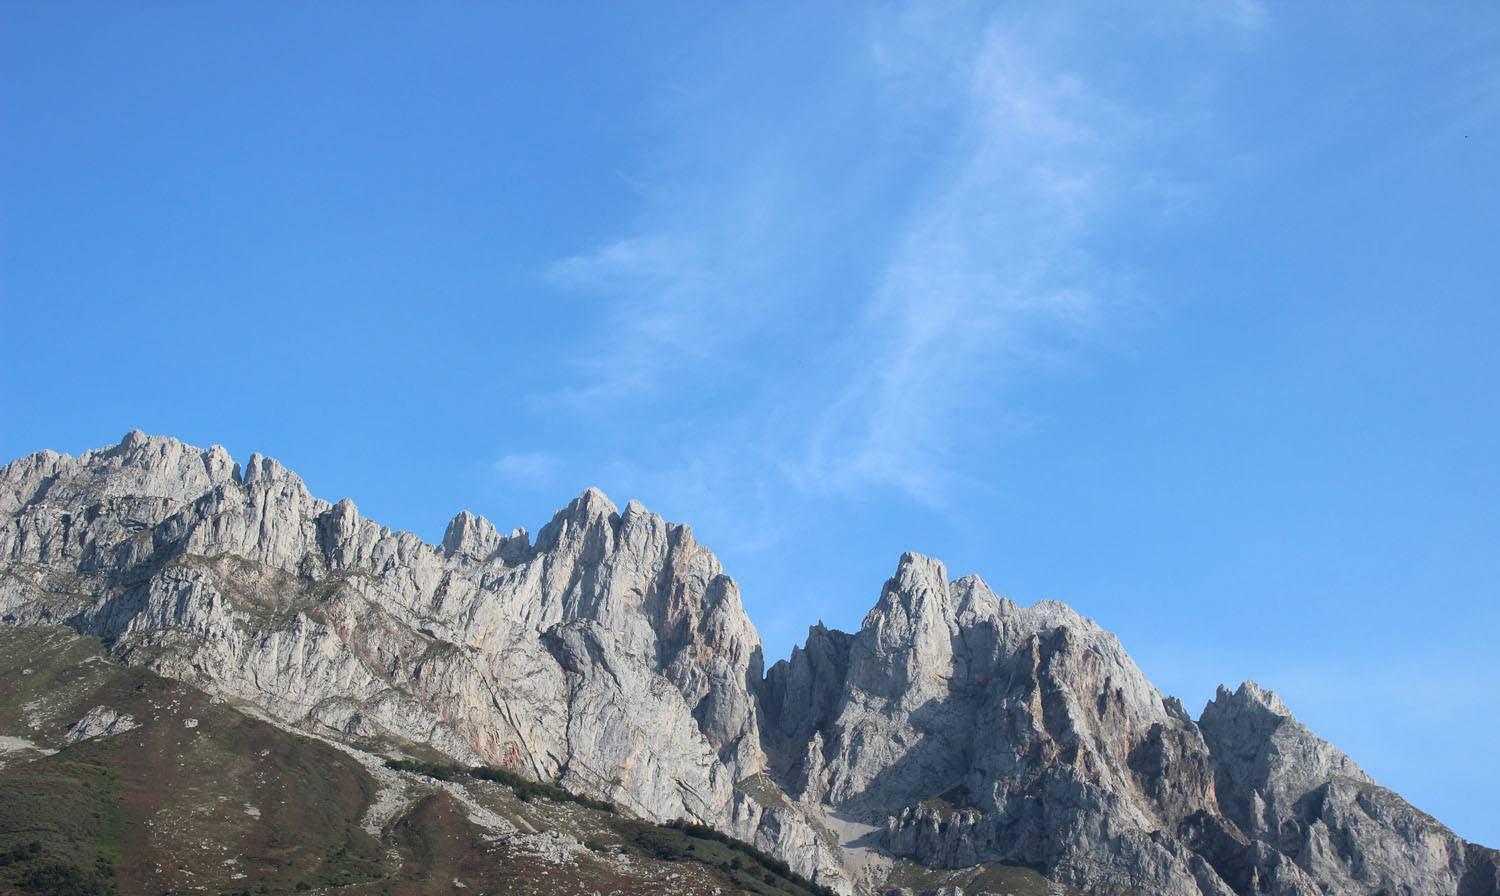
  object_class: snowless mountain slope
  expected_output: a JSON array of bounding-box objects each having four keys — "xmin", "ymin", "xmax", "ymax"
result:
[{"xmin": 2, "ymin": 432, "xmax": 1494, "ymax": 895}]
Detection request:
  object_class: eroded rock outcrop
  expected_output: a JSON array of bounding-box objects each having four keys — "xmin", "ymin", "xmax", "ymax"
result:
[
  {"xmin": 1, "ymin": 432, "xmax": 1493, "ymax": 895},
  {"xmin": 64, "ymin": 705, "xmax": 138, "ymax": 742},
  {"xmin": 1198, "ymin": 681, "xmax": 1492, "ymax": 895},
  {"xmin": 763, "ymin": 552, "xmax": 1227, "ymax": 895},
  {"xmin": 0, "ymin": 434, "xmax": 763, "ymax": 825}
]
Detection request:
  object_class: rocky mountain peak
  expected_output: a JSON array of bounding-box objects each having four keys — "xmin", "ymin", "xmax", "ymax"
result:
[
  {"xmin": 442, "ymin": 509, "xmax": 492, "ymax": 553},
  {"xmin": 1199, "ymin": 678, "xmax": 1374, "ymax": 843},
  {"xmin": 51, "ymin": 430, "xmax": 239, "ymax": 508},
  {"xmin": 949, "ymin": 573, "xmax": 1006, "ymax": 623},
  {"xmin": 842, "ymin": 552, "xmax": 969, "ymax": 710},
  {"xmin": 534, "ymin": 485, "xmax": 619, "ymax": 554},
  {"xmin": 108, "ymin": 429, "xmax": 234, "ymax": 477},
  {"xmin": 1199, "ymin": 679, "xmax": 1367, "ymax": 782},
  {"xmin": 558, "ymin": 485, "xmax": 620, "ymax": 525},
  {"xmin": 862, "ymin": 552, "xmax": 956, "ymax": 633},
  {"xmin": 1210, "ymin": 680, "xmax": 1290, "ymax": 717},
  {"xmin": 240, "ymin": 451, "xmax": 306, "ymax": 491},
  {"xmin": 441, "ymin": 509, "xmax": 531, "ymax": 564},
  {"xmin": 0, "ymin": 432, "xmax": 1494, "ymax": 896}
]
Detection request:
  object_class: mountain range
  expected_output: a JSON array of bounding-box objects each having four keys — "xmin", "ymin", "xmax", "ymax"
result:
[{"xmin": 1, "ymin": 431, "xmax": 1494, "ymax": 896}]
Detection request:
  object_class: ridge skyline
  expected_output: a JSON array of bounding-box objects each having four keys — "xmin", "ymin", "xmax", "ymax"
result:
[
  {"xmin": 5, "ymin": 5, "xmax": 1496, "ymax": 890},
  {"xmin": 4, "ymin": 428, "xmax": 1477, "ymax": 844},
  {"xmin": 3, "ymin": 426, "xmax": 1494, "ymax": 895},
  {"xmin": 2, "ymin": 428, "xmax": 1308, "ymax": 714}
]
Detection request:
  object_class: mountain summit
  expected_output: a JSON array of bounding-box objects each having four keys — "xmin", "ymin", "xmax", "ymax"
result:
[{"xmin": 1, "ymin": 432, "xmax": 1494, "ymax": 895}]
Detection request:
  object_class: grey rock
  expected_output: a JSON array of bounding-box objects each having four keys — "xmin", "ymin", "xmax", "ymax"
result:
[
  {"xmin": 0, "ymin": 434, "xmax": 766, "ymax": 828},
  {"xmin": 2, "ymin": 432, "xmax": 1495, "ymax": 896},
  {"xmin": 764, "ymin": 553, "xmax": 1223, "ymax": 894},
  {"xmin": 1200, "ymin": 681, "xmax": 1495, "ymax": 895},
  {"xmin": 65, "ymin": 705, "xmax": 138, "ymax": 742}
]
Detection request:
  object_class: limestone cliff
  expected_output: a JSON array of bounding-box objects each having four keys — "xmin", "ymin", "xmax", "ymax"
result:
[{"xmin": 1, "ymin": 432, "xmax": 1493, "ymax": 895}]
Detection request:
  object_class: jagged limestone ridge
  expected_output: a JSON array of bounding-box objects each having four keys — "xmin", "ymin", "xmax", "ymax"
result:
[{"xmin": 1, "ymin": 431, "xmax": 1495, "ymax": 896}]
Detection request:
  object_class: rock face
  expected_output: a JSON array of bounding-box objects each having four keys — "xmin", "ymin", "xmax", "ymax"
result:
[
  {"xmin": 64, "ymin": 705, "xmax": 138, "ymax": 743},
  {"xmin": 1, "ymin": 432, "xmax": 1494, "ymax": 896},
  {"xmin": 1195, "ymin": 682, "xmax": 1493, "ymax": 896},
  {"xmin": 0, "ymin": 434, "xmax": 765, "ymax": 827},
  {"xmin": 763, "ymin": 553, "xmax": 1230, "ymax": 895}
]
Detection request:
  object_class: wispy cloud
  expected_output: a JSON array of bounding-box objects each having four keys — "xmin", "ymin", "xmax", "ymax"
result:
[
  {"xmin": 540, "ymin": 14, "xmax": 900, "ymax": 409},
  {"xmin": 1223, "ymin": 0, "xmax": 1270, "ymax": 32},
  {"xmin": 545, "ymin": 234, "xmax": 715, "ymax": 401},
  {"xmin": 792, "ymin": 24, "xmax": 1131, "ymax": 504},
  {"xmin": 492, "ymin": 451, "xmax": 561, "ymax": 486},
  {"xmin": 545, "ymin": 2, "xmax": 1265, "ymax": 524},
  {"xmin": 550, "ymin": 235, "xmax": 691, "ymax": 292}
]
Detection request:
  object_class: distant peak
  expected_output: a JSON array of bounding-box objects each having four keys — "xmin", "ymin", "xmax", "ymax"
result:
[
  {"xmin": 533, "ymin": 487, "xmax": 620, "ymax": 553},
  {"xmin": 1209, "ymin": 680, "xmax": 1288, "ymax": 713},
  {"xmin": 895, "ymin": 551, "xmax": 947, "ymax": 584},
  {"xmin": 442, "ymin": 509, "xmax": 496, "ymax": 554},
  {"xmin": 109, "ymin": 429, "xmax": 188, "ymax": 456},
  {"xmin": 565, "ymin": 486, "xmax": 619, "ymax": 521},
  {"xmin": 863, "ymin": 552, "xmax": 953, "ymax": 632},
  {"xmin": 580, "ymin": 485, "xmax": 613, "ymax": 504},
  {"xmin": 441, "ymin": 510, "xmax": 531, "ymax": 564},
  {"xmin": 241, "ymin": 452, "xmax": 302, "ymax": 488},
  {"xmin": 1026, "ymin": 598, "xmax": 1092, "ymax": 631},
  {"xmin": 950, "ymin": 573, "xmax": 1005, "ymax": 622}
]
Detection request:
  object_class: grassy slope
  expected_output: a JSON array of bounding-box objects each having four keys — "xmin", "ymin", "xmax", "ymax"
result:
[
  {"xmin": 0, "ymin": 626, "xmax": 1079, "ymax": 896},
  {"xmin": 0, "ymin": 627, "xmax": 834, "ymax": 896},
  {"xmin": 0, "ymin": 627, "xmax": 385, "ymax": 895}
]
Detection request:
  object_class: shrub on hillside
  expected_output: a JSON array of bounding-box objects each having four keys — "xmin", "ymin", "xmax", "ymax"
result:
[{"xmin": 381, "ymin": 759, "xmax": 615, "ymax": 813}]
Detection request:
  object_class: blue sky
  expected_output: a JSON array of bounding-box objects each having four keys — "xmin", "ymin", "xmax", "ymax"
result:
[{"xmin": 3, "ymin": 1, "xmax": 1497, "ymax": 844}]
